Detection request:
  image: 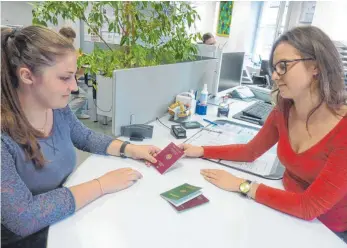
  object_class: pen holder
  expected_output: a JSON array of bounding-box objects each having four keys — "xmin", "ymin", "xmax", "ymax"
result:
[
  {"xmin": 217, "ymin": 104, "xmax": 229, "ymax": 117},
  {"xmin": 196, "ymin": 101, "xmax": 207, "ymax": 115}
]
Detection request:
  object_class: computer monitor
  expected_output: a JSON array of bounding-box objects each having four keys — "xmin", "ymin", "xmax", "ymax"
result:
[{"xmin": 217, "ymin": 52, "xmax": 245, "ymax": 95}]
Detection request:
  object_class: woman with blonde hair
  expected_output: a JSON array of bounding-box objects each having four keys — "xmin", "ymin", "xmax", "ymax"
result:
[{"xmin": 1, "ymin": 25, "xmax": 160, "ymax": 247}]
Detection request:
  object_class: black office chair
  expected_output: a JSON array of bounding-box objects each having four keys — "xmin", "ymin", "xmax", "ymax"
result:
[
  {"xmin": 259, "ymin": 60, "xmax": 271, "ymax": 76},
  {"xmin": 251, "ymin": 60, "xmax": 273, "ymax": 89}
]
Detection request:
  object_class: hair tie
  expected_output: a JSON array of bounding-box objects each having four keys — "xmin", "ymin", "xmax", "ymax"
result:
[
  {"xmin": 9, "ymin": 28, "xmax": 20, "ymax": 38},
  {"xmin": 4, "ymin": 28, "xmax": 20, "ymax": 46}
]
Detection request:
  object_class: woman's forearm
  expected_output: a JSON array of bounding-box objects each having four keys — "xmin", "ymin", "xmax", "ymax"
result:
[
  {"xmin": 69, "ymin": 179, "xmax": 103, "ymax": 211},
  {"xmin": 106, "ymin": 139, "xmax": 134, "ymax": 157},
  {"xmin": 248, "ymin": 182, "xmax": 260, "ymax": 199}
]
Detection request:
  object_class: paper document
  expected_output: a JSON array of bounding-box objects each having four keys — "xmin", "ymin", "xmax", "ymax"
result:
[
  {"xmin": 186, "ymin": 123, "xmax": 258, "ymax": 146},
  {"xmin": 185, "ymin": 121, "xmax": 279, "ymax": 176},
  {"xmin": 220, "ymin": 153, "xmax": 279, "ymax": 176}
]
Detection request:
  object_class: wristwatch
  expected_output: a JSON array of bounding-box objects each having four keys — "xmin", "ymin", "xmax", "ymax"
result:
[
  {"xmin": 239, "ymin": 180, "xmax": 252, "ymax": 196},
  {"xmin": 120, "ymin": 141, "xmax": 130, "ymax": 158}
]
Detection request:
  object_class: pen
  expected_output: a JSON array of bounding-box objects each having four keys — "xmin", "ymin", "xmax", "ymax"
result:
[
  {"xmin": 202, "ymin": 128, "xmax": 223, "ymax": 134},
  {"xmin": 203, "ymin": 118, "xmax": 218, "ymax": 126}
]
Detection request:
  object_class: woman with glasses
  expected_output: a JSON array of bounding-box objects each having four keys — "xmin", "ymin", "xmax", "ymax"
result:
[{"xmin": 180, "ymin": 26, "xmax": 347, "ymax": 242}]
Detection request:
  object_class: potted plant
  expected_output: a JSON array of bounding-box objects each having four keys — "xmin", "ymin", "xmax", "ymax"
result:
[
  {"xmin": 32, "ymin": 1, "xmax": 202, "ymax": 77},
  {"xmin": 32, "ymin": 1, "xmax": 212, "ymax": 129}
]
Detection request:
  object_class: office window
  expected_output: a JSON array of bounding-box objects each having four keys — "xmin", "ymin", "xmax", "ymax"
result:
[{"xmin": 253, "ymin": 1, "xmax": 290, "ymax": 60}]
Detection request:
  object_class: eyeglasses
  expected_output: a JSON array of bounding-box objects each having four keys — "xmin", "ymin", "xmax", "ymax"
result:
[{"xmin": 272, "ymin": 58, "xmax": 315, "ymax": 76}]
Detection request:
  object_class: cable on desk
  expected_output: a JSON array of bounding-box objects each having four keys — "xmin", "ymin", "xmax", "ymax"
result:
[{"xmin": 156, "ymin": 117, "xmax": 171, "ymax": 129}]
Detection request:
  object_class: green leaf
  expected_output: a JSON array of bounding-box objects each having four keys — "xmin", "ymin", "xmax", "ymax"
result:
[
  {"xmin": 120, "ymin": 36, "xmax": 128, "ymax": 46},
  {"xmin": 187, "ymin": 16, "xmax": 192, "ymax": 28},
  {"xmin": 31, "ymin": 1, "xmax": 200, "ymax": 75},
  {"xmin": 108, "ymin": 22, "xmax": 114, "ymax": 32}
]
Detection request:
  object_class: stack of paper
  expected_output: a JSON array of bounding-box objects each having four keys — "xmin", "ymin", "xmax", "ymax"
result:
[{"xmin": 160, "ymin": 183, "xmax": 209, "ymax": 212}]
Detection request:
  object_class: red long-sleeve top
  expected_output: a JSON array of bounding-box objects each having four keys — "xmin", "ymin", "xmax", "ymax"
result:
[{"xmin": 203, "ymin": 108, "xmax": 347, "ymax": 232}]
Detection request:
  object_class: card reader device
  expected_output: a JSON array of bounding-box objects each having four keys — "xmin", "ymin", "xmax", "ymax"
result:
[{"xmin": 171, "ymin": 125, "xmax": 187, "ymax": 139}]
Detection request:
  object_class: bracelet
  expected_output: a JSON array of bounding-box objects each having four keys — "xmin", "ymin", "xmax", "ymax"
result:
[{"xmin": 94, "ymin": 178, "xmax": 104, "ymax": 196}]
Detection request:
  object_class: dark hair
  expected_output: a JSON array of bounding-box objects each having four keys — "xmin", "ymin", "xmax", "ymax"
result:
[
  {"xmin": 59, "ymin": 26, "xmax": 76, "ymax": 40},
  {"xmin": 1, "ymin": 25, "xmax": 75, "ymax": 167},
  {"xmin": 269, "ymin": 26, "xmax": 347, "ymax": 128},
  {"xmin": 202, "ymin": 33, "xmax": 214, "ymax": 44}
]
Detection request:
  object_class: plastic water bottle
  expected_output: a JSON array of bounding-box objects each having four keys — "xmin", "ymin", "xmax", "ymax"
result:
[
  {"xmin": 199, "ymin": 84, "xmax": 208, "ymax": 105},
  {"xmin": 190, "ymin": 89, "xmax": 197, "ymax": 115}
]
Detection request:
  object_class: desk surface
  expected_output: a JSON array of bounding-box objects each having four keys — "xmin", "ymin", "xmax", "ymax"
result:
[{"xmin": 47, "ymin": 100, "xmax": 346, "ymax": 248}]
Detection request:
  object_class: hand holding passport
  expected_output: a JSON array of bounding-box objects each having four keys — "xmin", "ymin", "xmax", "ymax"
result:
[{"xmin": 152, "ymin": 142, "xmax": 184, "ymax": 174}]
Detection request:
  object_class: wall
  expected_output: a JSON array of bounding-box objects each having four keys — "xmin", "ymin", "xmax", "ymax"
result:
[
  {"xmin": 286, "ymin": 2, "xmax": 304, "ymax": 30},
  {"xmin": 192, "ymin": 1, "xmax": 347, "ymax": 55},
  {"xmin": 0, "ymin": 1, "xmax": 81, "ymax": 48},
  {"xmin": 1, "ymin": 1, "xmax": 33, "ymax": 27},
  {"xmin": 193, "ymin": 1, "xmax": 217, "ymax": 35},
  {"xmin": 195, "ymin": 1, "xmax": 260, "ymax": 54},
  {"xmin": 312, "ymin": 1, "xmax": 347, "ymax": 41}
]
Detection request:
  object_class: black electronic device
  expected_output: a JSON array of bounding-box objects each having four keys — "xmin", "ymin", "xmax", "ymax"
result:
[
  {"xmin": 180, "ymin": 121, "xmax": 203, "ymax": 129},
  {"xmin": 233, "ymin": 101, "xmax": 273, "ymax": 126},
  {"xmin": 121, "ymin": 124, "xmax": 153, "ymax": 141},
  {"xmin": 171, "ymin": 125, "xmax": 187, "ymax": 139}
]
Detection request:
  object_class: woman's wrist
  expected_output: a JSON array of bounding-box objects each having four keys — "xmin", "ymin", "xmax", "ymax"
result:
[
  {"xmin": 247, "ymin": 182, "xmax": 259, "ymax": 199},
  {"xmin": 236, "ymin": 179, "xmax": 259, "ymax": 198},
  {"xmin": 107, "ymin": 140, "xmax": 134, "ymax": 158},
  {"xmin": 200, "ymin": 146, "xmax": 205, "ymax": 157},
  {"xmin": 124, "ymin": 144, "xmax": 135, "ymax": 158},
  {"xmin": 106, "ymin": 140, "xmax": 122, "ymax": 156},
  {"xmin": 94, "ymin": 178, "xmax": 104, "ymax": 196}
]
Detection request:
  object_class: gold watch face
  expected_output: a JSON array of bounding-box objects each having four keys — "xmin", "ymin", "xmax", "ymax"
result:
[{"xmin": 240, "ymin": 181, "xmax": 251, "ymax": 194}]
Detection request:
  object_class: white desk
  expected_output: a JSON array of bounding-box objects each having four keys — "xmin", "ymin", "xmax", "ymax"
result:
[{"xmin": 47, "ymin": 100, "xmax": 346, "ymax": 248}]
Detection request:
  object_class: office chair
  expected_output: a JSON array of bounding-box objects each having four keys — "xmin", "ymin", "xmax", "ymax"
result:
[
  {"xmin": 251, "ymin": 60, "xmax": 273, "ymax": 89},
  {"xmin": 259, "ymin": 60, "xmax": 271, "ymax": 76}
]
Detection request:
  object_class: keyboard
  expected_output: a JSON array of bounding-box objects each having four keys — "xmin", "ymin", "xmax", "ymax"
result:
[{"xmin": 242, "ymin": 101, "xmax": 273, "ymax": 120}]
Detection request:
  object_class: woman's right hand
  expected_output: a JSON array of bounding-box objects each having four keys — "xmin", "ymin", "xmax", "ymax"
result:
[
  {"xmin": 98, "ymin": 168, "xmax": 142, "ymax": 194},
  {"xmin": 178, "ymin": 144, "xmax": 204, "ymax": 158}
]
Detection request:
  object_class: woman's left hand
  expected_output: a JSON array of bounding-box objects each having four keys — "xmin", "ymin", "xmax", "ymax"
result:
[
  {"xmin": 200, "ymin": 169, "xmax": 244, "ymax": 192},
  {"xmin": 126, "ymin": 145, "xmax": 161, "ymax": 166}
]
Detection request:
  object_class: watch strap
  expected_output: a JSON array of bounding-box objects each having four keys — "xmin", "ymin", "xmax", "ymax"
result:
[{"xmin": 120, "ymin": 141, "xmax": 130, "ymax": 158}]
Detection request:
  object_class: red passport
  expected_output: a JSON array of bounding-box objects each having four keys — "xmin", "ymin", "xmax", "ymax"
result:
[
  {"xmin": 168, "ymin": 195, "xmax": 209, "ymax": 212},
  {"xmin": 152, "ymin": 142, "xmax": 184, "ymax": 174}
]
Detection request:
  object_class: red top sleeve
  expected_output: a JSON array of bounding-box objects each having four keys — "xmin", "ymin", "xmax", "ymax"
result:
[
  {"xmin": 255, "ymin": 140, "xmax": 347, "ymax": 221},
  {"xmin": 201, "ymin": 108, "xmax": 347, "ymax": 229}
]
